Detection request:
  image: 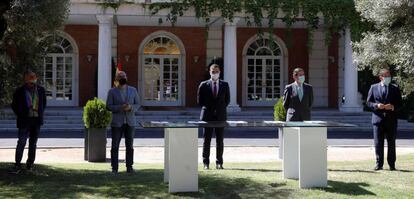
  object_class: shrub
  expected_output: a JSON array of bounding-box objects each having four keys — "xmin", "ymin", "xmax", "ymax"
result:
[
  {"xmin": 274, "ymin": 97, "xmax": 286, "ymax": 121},
  {"xmin": 83, "ymin": 98, "xmax": 112, "ymax": 129}
]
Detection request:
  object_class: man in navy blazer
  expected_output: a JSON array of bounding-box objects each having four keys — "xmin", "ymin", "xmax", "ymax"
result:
[
  {"xmin": 283, "ymin": 67, "xmax": 313, "ymax": 121},
  {"xmin": 367, "ymin": 68, "xmax": 402, "ymax": 171},
  {"xmin": 11, "ymin": 71, "xmax": 47, "ymax": 173},
  {"xmin": 106, "ymin": 71, "xmax": 140, "ymax": 173},
  {"xmin": 197, "ymin": 64, "xmax": 230, "ymax": 170}
]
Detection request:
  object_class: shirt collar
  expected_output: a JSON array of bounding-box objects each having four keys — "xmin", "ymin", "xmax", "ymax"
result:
[
  {"xmin": 210, "ymin": 79, "xmax": 219, "ymax": 84},
  {"xmin": 294, "ymin": 81, "xmax": 302, "ymax": 87}
]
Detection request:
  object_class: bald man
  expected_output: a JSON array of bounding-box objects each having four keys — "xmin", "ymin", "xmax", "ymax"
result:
[{"xmin": 106, "ymin": 71, "xmax": 140, "ymax": 174}]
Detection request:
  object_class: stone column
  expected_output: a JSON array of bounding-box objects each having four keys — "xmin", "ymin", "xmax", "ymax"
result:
[
  {"xmin": 223, "ymin": 18, "xmax": 241, "ymax": 112},
  {"xmin": 96, "ymin": 14, "xmax": 113, "ymax": 101},
  {"xmin": 339, "ymin": 28, "xmax": 363, "ymax": 112}
]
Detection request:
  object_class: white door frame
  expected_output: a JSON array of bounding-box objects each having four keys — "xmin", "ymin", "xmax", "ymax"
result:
[
  {"xmin": 138, "ymin": 31, "xmax": 186, "ymax": 107},
  {"xmin": 242, "ymin": 33, "xmax": 289, "ymax": 107},
  {"xmin": 42, "ymin": 32, "xmax": 79, "ymax": 107}
]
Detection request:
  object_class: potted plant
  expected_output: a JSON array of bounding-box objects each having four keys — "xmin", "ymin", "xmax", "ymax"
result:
[
  {"xmin": 274, "ymin": 97, "xmax": 286, "ymax": 122},
  {"xmin": 274, "ymin": 97, "xmax": 286, "ymax": 159},
  {"xmin": 83, "ymin": 97, "xmax": 112, "ymax": 162}
]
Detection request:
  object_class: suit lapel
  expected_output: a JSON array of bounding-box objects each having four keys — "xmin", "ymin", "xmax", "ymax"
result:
[
  {"xmin": 217, "ymin": 81, "xmax": 224, "ymax": 98},
  {"xmin": 114, "ymin": 87, "xmax": 124, "ymax": 103},
  {"xmin": 206, "ymin": 80, "xmax": 213, "ymax": 98}
]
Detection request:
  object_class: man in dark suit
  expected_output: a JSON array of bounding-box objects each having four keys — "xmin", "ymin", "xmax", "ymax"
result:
[
  {"xmin": 283, "ymin": 67, "xmax": 314, "ymax": 121},
  {"xmin": 11, "ymin": 70, "xmax": 47, "ymax": 173},
  {"xmin": 367, "ymin": 68, "xmax": 402, "ymax": 171},
  {"xmin": 197, "ymin": 64, "xmax": 230, "ymax": 170}
]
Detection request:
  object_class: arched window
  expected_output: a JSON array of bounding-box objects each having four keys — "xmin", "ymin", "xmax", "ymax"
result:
[
  {"xmin": 140, "ymin": 33, "xmax": 185, "ymax": 106},
  {"xmin": 41, "ymin": 33, "xmax": 78, "ymax": 106},
  {"xmin": 244, "ymin": 36, "xmax": 285, "ymax": 106}
]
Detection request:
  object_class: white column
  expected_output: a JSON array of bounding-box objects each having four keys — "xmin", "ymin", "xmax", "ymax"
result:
[
  {"xmin": 96, "ymin": 15, "xmax": 113, "ymax": 101},
  {"xmin": 224, "ymin": 18, "xmax": 241, "ymax": 112},
  {"xmin": 339, "ymin": 28, "xmax": 363, "ymax": 112}
]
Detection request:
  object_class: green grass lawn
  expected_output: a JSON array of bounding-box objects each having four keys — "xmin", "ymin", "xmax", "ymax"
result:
[{"xmin": 1, "ymin": 155, "xmax": 414, "ymax": 199}]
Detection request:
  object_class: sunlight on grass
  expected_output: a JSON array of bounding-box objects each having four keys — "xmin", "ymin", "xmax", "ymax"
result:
[{"xmin": 1, "ymin": 154, "xmax": 413, "ymax": 198}]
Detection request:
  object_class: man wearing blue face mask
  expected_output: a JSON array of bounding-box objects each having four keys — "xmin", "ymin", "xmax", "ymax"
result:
[
  {"xmin": 197, "ymin": 64, "xmax": 230, "ymax": 170},
  {"xmin": 367, "ymin": 68, "xmax": 402, "ymax": 171},
  {"xmin": 283, "ymin": 67, "xmax": 314, "ymax": 121}
]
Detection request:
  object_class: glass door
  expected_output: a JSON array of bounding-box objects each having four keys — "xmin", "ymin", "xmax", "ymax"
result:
[
  {"xmin": 246, "ymin": 57, "xmax": 281, "ymax": 106},
  {"xmin": 41, "ymin": 54, "xmax": 75, "ymax": 106},
  {"xmin": 142, "ymin": 55, "xmax": 181, "ymax": 106}
]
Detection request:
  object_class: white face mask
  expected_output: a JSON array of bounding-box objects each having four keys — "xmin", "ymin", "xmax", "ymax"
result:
[
  {"xmin": 210, "ymin": 72, "xmax": 220, "ymax": 81},
  {"xmin": 382, "ymin": 77, "xmax": 391, "ymax": 86}
]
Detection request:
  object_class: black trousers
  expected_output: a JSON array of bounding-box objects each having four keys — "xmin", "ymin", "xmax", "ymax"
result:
[
  {"xmin": 202, "ymin": 127, "xmax": 224, "ymax": 165},
  {"xmin": 111, "ymin": 124, "xmax": 135, "ymax": 170},
  {"xmin": 373, "ymin": 118, "xmax": 397, "ymax": 167},
  {"xmin": 15, "ymin": 118, "xmax": 40, "ymax": 167}
]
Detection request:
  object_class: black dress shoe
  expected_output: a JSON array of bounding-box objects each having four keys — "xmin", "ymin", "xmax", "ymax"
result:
[
  {"xmin": 26, "ymin": 164, "xmax": 34, "ymax": 171},
  {"xmin": 126, "ymin": 167, "xmax": 134, "ymax": 173},
  {"xmin": 203, "ymin": 164, "xmax": 209, "ymax": 170},
  {"xmin": 389, "ymin": 166, "xmax": 396, "ymax": 171},
  {"xmin": 216, "ymin": 164, "xmax": 224, "ymax": 170},
  {"xmin": 374, "ymin": 166, "xmax": 383, "ymax": 171},
  {"xmin": 112, "ymin": 168, "xmax": 118, "ymax": 174},
  {"xmin": 9, "ymin": 165, "xmax": 22, "ymax": 174}
]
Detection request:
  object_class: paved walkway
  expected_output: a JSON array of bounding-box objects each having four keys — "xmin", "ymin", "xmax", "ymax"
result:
[{"xmin": 1, "ymin": 146, "xmax": 414, "ymax": 164}]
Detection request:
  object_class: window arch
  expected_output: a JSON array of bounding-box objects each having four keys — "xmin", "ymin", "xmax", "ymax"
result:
[
  {"xmin": 242, "ymin": 34, "xmax": 288, "ymax": 106},
  {"xmin": 138, "ymin": 31, "xmax": 186, "ymax": 106},
  {"xmin": 41, "ymin": 32, "xmax": 79, "ymax": 106}
]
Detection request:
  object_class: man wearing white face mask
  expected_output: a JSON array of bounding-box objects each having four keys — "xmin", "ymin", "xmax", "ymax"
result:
[
  {"xmin": 283, "ymin": 67, "xmax": 314, "ymax": 121},
  {"xmin": 197, "ymin": 64, "xmax": 230, "ymax": 170},
  {"xmin": 367, "ymin": 68, "xmax": 402, "ymax": 171}
]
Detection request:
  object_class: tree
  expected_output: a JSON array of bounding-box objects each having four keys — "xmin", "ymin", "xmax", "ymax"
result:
[
  {"xmin": 353, "ymin": 0, "xmax": 414, "ymax": 95},
  {"xmin": 0, "ymin": 0, "xmax": 69, "ymax": 106}
]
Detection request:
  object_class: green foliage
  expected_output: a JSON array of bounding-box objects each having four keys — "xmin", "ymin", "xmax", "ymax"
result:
[
  {"xmin": 274, "ymin": 97, "xmax": 286, "ymax": 121},
  {"xmin": 83, "ymin": 98, "xmax": 112, "ymax": 129},
  {"xmin": 97, "ymin": 0, "xmax": 134, "ymax": 11},
  {"xmin": 0, "ymin": 0, "xmax": 70, "ymax": 106},
  {"xmin": 146, "ymin": 0, "xmax": 367, "ymax": 44},
  {"xmin": 353, "ymin": 0, "xmax": 414, "ymax": 95}
]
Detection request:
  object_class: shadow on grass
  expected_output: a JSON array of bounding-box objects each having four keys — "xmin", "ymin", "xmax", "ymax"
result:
[
  {"xmin": 328, "ymin": 169, "xmax": 377, "ymax": 173},
  {"xmin": 0, "ymin": 162, "xmax": 292, "ymax": 198},
  {"xmin": 321, "ymin": 180, "xmax": 376, "ymax": 196},
  {"xmin": 225, "ymin": 167, "xmax": 282, "ymax": 173},
  {"xmin": 394, "ymin": 169, "xmax": 413, "ymax": 173}
]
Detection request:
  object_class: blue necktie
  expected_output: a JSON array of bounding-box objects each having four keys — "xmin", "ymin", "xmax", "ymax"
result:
[
  {"xmin": 382, "ymin": 85, "xmax": 387, "ymax": 99},
  {"xmin": 297, "ymin": 86, "xmax": 303, "ymax": 101}
]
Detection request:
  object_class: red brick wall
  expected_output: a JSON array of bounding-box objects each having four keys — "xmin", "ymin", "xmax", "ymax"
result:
[
  {"xmin": 117, "ymin": 26, "xmax": 207, "ymax": 107},
  {"xmin": 328, "ymin": 33, "xmax": 339, "ymax": 108},
  {"xmin": 236, "ymin": 28, "xmax": 309, "ymax": 105},
  {"xmin": 64, "ymin": 25, "xmax": 99, "ymax": 106}
]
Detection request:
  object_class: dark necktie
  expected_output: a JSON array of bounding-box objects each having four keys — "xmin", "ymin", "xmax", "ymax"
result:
[
  {"xmin": 382, "ymin": 85, "xmax": 387, "ymax": 99},
  {"xmin": 213, "ymin": 82, "xmax": 217, "ymax": 97}
]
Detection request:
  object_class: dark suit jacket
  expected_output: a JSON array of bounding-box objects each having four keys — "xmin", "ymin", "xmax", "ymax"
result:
[
  {"xmin": 366, "ymin": 83, "xmax": 402, "ymax": 125},
  {"xmin": 197, "ymin": 80, "xmax": 230, "ymax": 121},
  {"xmin": 283, "ymin": 82, "xmax": 313, "ymax": 121},
  {"xmin": 11, "ymin": 85, "xmax": 47, "ymax": 128}
]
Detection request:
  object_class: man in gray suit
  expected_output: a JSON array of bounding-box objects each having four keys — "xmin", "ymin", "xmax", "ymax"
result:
[
  {"xmin": 283, "ymin": 67, "xmax": 314, "ymax": 121},
  {"xmin": 106, "ymin": 71, "xmax": 140, "ymax": 173}
]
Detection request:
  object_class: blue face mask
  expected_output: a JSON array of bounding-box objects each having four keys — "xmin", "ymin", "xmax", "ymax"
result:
[
  {"xmin": 298, "ymin": 75, "xmax": 305, "ymax": 84},
  {"xmin": 383, "ymin": 77, "xmax": 391, "ymax": 86}
]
